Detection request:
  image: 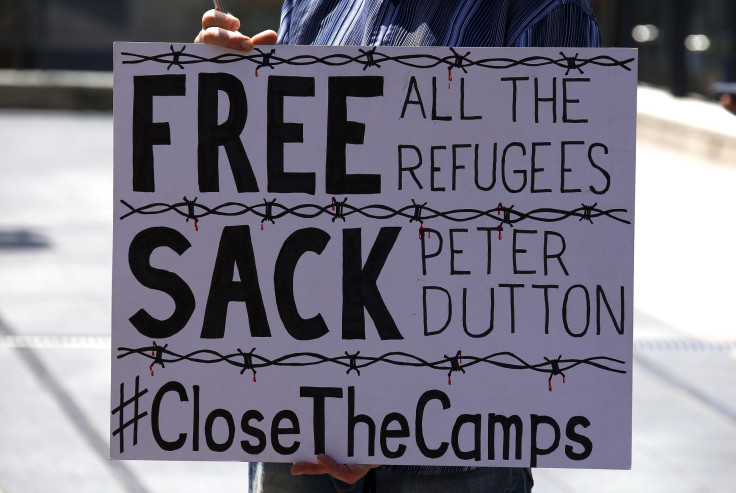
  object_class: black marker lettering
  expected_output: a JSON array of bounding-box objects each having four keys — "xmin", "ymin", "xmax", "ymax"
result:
[
  {"xmin": 198, "ymin": 72, "xmax": 257, "ymax": 192},
  {"xmin": 132, "ymin": 74, "xmax": 186, "ymax": 192},
  {"xmin": 326, "ymin": 76, "xmax": 383, "ymax": 194},
  {"xmin": 202, "ymin": 226, "xmax": 270, "ymax": 339},
  {"xmin": 128, "ymin": 227, "xmax": 194, "ymax": 339},
  {"xmin": 267, "ymin": 76, "xmax": 316, "ymax": 194}
]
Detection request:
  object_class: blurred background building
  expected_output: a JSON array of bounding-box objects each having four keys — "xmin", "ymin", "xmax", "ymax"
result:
[
  {"xmin": 592, "ymin": 0, "xmax": 736, "ymax": 97},
  {"xmin": 0, "ymin": 0, "xmax": 282, "ymax": 71},
  {"xmin": 0, "ymin": 0, "xmax": 733, "ymax": 98}
]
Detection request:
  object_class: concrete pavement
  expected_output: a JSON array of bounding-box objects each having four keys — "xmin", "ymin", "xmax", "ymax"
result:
[
  {"xmin": 0, "ymin": 70, "xmax": 112, "ymax": 111},
  {"xmin": 0, "ymin": 110, "xmax": 244, "ymax": 492},
  {"xmin": 0, "ymin": 85, "xmax": 735, "ymax": 491}
]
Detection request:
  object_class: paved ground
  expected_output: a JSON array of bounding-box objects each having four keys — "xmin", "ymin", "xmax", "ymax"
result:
[{"xmin": 0, "ymin": 90, "xmax": 735, "ymax": 492}]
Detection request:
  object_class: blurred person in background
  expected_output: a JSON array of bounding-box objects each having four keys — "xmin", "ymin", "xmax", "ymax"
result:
[{"xmin": 721, "ymin": 94, "xmax": 736, "ymax": 115}]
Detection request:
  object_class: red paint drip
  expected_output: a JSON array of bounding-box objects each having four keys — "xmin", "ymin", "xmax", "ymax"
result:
[
  {"xmin": 194, "ymin": 220, "xmax": 199, "ymax": 232},
  {"xmin": 261, "ymin": 223, "xmax": 264, "ymax": 231},
  {"xmin": 497, "ymin": 203, "xmax": 502, "ymax": 239},
  {"xmin": 255, "ymin": 68, "xmax": 259, "ymax": 78},
  {"xmin": 332, "ymin": 197, "xmax": 336, "ymax": 211},
  {"xmin": 418, "ymin": 226, "xmax": 431, "ymax": 239},
  {"xmin": 150, "ymin": 341, "xmax": 157, "ymax": 375},
  {"xmin": 448, "ymin": 374, "xmax": 452, "ymax": 385},
  {"xmin": 448, "ymin": 67, "xmax": 453, "ymax": 82},
  {"xmin": 563, "ymin": 376, "xmax": 566, "ymax": 384},
  {"xmin": 548, "ymin": 380, "xmax": 552, "ymax": 392},
  {"xmin": 253, "ymin": 373, "xmax": 257, "ymax": 382}
]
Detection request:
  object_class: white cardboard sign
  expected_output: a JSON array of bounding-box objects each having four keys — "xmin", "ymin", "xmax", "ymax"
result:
[{"xmin": 111, "ymin": 43, "xmax": 636, "ymax": 469}]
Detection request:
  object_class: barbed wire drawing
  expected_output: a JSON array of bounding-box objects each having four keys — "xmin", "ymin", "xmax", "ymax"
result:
[
  {"xmin": 118, "ymin": 343, "xmax": 627, "ymax": 389},
  {"xmin": 119, "ymin": 198, "xmax": 629, "ymax": 229},
  {"xmin": 121, "ymin": 46, "xmax": 634, "ymax": 75}
]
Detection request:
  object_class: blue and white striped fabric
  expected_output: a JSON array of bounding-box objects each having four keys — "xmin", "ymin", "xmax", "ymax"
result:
[
  {"xmin": 274, "ymin": 0, "xmax": 600, "ymax": 479},
  {"xmin": 277, "ymin": 0, "xmax": 601, "ymax": 48}
]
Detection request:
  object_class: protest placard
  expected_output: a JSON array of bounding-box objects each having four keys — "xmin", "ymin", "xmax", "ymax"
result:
[{"xmin": 111, "ymin": 43, "xmax": 636, "ymax": 468}]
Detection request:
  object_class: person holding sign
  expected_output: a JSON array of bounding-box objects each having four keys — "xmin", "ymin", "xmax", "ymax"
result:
[{"xmin": 196, "ymin": 1, "xmax": 601, "ymax": 491}]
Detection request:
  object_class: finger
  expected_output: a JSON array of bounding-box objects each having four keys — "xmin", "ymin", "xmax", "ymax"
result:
[
  {"xmin": 316, "ymin": 454, "xmax": 342, "ymax": 475},
  {"xmin": 195, "ymin": 27, "xmax": 253, "ymax": 51},
  {"xmin": 317, "ymin": 453, "xmax": 378, "ymax": 472},
  {"xmin": 318, "ymin": 455, "xmax": 377, "ymax": 484},
  {"xmin": 290, "ymin": 461, "xmax": 328, "ymax": 475},
  {"xmin": 201, "ymin": 9, "xmax": 240, "ymax": 31},
  {"xmin": 251, "ymin": 29, "xmax": 278, "ymax": 45},
  {"xmin": 339, "ymin": 462, "xmax": 379, "ymax": 478}
]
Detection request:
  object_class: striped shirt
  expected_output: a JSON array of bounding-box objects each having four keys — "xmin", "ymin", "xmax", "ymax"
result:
[
  {"xmin": 274, "ymin": 0, "xmax": 600, "ymax": 478},
  {"xmin": 277, "ymin": 0, "xmax": 601, "ymax": 48}
]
